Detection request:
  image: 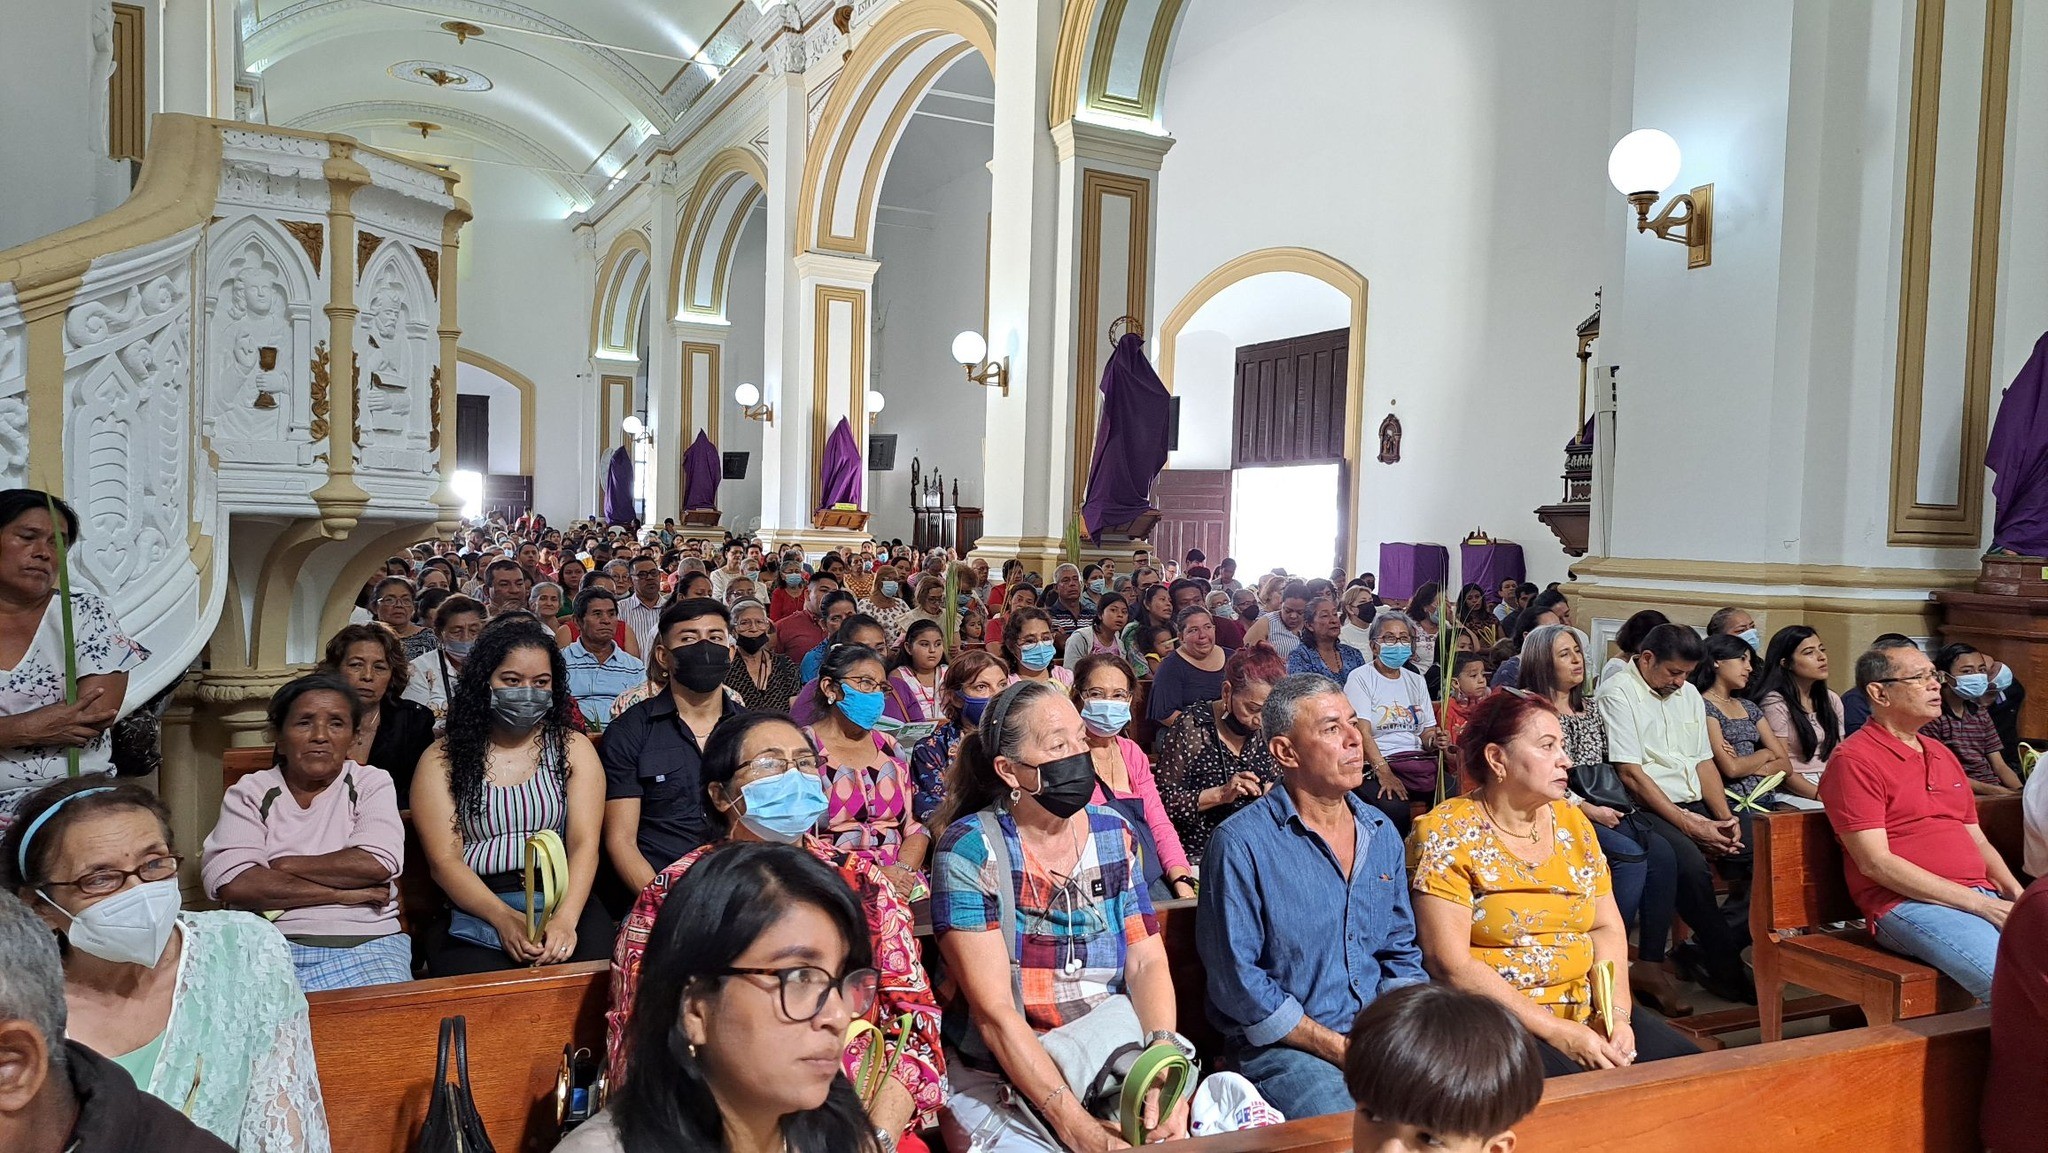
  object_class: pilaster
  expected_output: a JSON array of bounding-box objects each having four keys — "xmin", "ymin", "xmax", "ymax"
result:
[
  {"xmin": 793, "ymin": 250, "xmax": 879, "ymax": 524},
  {"xmin": 761, "ymin": 72, "xmax": 811, "ymax": 533},
  {"xmin": 646, "ymin": 164, "xmax": 684, "ymax": 522}
]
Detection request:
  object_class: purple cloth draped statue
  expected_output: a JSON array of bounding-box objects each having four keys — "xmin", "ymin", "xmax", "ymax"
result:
[
  {"xmin": 817, "ymin": 417, "xmax": 863, "ymax": 510},
  {"xmin": 1986, "ymin": 331, "xmax": 2048, "ymax": 556},
  {"xmin": 681, "ymin": 430, "xmax": 721, "ymax": 511},
  {"xmin": 1082, "ymin": 332, "xmax": 1172, "ymax": 540},
  {"xmin": 602, "ymin": 445, "xmax": 636, "ymax": 527}
]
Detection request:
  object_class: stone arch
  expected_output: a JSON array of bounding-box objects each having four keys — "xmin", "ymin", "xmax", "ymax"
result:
[
  {"xmin": 1157, "ymin": 247, "xmax": 1370, "ymax": 566},
  {"xmin": 671, "ymin": 146, "xmax": 769, "ymax": 321},
  {"xmin": 797, "ymin": 0, "xmax": 996, "ymax": 257},
  {"xmin": 456, "ymin": 347, "xmax": 538, "ymax": 476},
  {"xmin": 591, "ymin": 230, "xmax": 652, "ymax": 359},
  {"xmin": 1049, "ymin": 0, "xmax": 1192, "ymax": 130}
]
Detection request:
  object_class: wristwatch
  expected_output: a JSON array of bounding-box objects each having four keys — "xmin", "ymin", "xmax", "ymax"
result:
[
  {"xmin": 873, "ymin": 1126, "xmax": 897, "ymax": 1152},
  {"xmin": 1144, "ymin": 1029, "xmax": 1197, "ymax": 1059}
]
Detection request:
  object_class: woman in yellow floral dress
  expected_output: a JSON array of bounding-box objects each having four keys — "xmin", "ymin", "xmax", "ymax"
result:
[{"xmin": 1407, "ymin": 689, "xmax": 1699, "ymax": 1076}]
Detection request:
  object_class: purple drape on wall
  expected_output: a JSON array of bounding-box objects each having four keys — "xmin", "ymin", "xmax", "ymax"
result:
[
  {"xmin": 1987, "ymin": 331, "xmax": 2048, "ymax": 556},
  {"xmin": 818, "ymin": 417, "xmax": 863, "ymax": 510},
  {"xmin": 1377, "ymin": 543, "xmax": 1448, "ymax": 603},
  {"xmin": 1461, "ymin": 542, "xmax": 1525, "ymax": 599},
  {"xmin": 602, "ymin": 445, "xmax": 636, "ymax": 526},
  {"xmin": 1082, "ymin": 332, "xmax": 1172, "ymax": 539},
  {"xmin": 681, "ymin": 430, "xmax": 721, "ymax": 511}
]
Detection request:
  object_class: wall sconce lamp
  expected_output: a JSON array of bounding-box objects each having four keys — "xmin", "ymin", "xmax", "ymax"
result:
[
  {"xmin": 735, "ymin": 383, "xmax": 774, "ymax": 424},
  {"xmin": 866, "ymin": 389, "xmax": 886, "ymax": 427},
  {"xmin": 620, "ymin": 414, "xmax": 651, "ymax": 444},
  {"xmin": 952, "ymin": 331, "xmax": 1009, "ymax": 397},
  {"xmin": 1607, "ymin": 129, "xmax": 1712, "ymax": 269}
]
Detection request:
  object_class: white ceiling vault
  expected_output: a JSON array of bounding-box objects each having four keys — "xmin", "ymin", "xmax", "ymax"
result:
[{"xmin": 242, "ymin": 0, "xmax": 752, "ymax": 209}]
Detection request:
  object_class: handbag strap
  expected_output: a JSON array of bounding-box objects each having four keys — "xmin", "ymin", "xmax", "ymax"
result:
[
  {"xmin": 453, "ymin": 1016, "xmax": 476, "ymax": 1096},
  {"xmin": 973, "ymin": 809, "xmax": 1027, "ymax": 1016},
  {"xmin": 434, "ymin": 1016, "xmax": 454, "ymax": 1087}
]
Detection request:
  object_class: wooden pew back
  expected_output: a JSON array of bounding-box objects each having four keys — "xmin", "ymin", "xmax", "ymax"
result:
[
  {"xmin": 308, "ymin": 962, "xmax": 609, "ymax": 1153},
  {"xmin": 223, "ymin": 744, "xmax": 273, "ymax": 789},
  {"xmin": 1756, "ymin": 795, "xmax": 2023, "ymax": 937},
  {"xmin": 1178, "ymin": 1010, "xmax": 1991, "ymax": 1153}
]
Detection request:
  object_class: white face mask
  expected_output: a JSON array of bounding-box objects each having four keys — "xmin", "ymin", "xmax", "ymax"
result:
[{"xmin": 40, "ymin": 879, "xmax": 182, "ymax": 967}]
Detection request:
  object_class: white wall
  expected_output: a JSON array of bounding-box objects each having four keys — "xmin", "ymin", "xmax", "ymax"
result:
[
  {"xmin": 1154, "ymin": 0, "xmax": 1622, "ymax": 587},
  {"xmin": 1167, "ymin": 272, "xmax": 1353, "ymax": 470},
  {"xmin": 720, "ymin": 207, "xmax": 769, "ymax": 532},
  {"xmin": 870, "ymin": 158, "xmax": 992, "ymax": 543},
  {"xmin": 454, "ymin": 360, "xmax": 522, "ymax": 476},
  {"xmin": 0, "ymin": 1, "xmax": 130, "ymax": 252}
]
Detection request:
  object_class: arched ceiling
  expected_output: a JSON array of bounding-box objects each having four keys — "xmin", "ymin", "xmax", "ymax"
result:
[{"xmin": 244, "ymin": 0, "xmax": 749, "ymax": 210}]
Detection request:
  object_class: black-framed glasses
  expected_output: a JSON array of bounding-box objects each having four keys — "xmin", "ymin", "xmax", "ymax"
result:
[
  {"xmin": 45, "ymin": 854, "xmax": 183, "ymax": 897},
  {"xmin": 712, "ymin": 965, "xmax": 879, "ymax": 1021}
]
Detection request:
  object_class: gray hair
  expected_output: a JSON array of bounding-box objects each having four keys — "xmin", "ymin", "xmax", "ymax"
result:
[
  {"xmin": 1261, "ymin": 673, "xmax": 1346, "ymax": 743},
  {"xmin": 1054, "ymin": 563, "xmax": 1080, "ymax": 581},
  {"xmin": 1368, "ymin": 611, "xmax": 1415, "ymax": 644},
  {"xmin": 729, "ymin": 597, "xmax": 768, "ymax": 622},
  {"xmin": 0, "ymin": 892, "xmax": 65, "ymax": 1066},
  {"xmin": 527, "ymin": 581, "xmax": 562, "ymax": 607},
  {"xmin": 1855, "ymin": 638, "xmax": 1924, "ymax": 691}
]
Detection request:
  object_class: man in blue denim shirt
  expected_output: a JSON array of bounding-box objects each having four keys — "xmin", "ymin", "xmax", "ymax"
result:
[{"xmin": 1196, "ymin": 673, "xmax": 1427, "ymax": 1118}]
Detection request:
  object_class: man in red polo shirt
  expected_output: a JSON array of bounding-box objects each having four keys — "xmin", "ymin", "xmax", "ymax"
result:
[{"xmin": 1820, "ymin": 638, "xmax": 2024, "ymax": 1003}]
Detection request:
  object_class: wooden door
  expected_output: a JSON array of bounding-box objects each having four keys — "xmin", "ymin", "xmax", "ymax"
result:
[
  {"xmin": 455, "ymin": 394, "xmax": 490, "ymax": 472},
  {"xmin": 1233, "ymin": 328, "xmax": 1348, "ymax": 467},
  {"xmin": 1149, "ymin": 469, "xmax": 1230, "ymax": 570}
]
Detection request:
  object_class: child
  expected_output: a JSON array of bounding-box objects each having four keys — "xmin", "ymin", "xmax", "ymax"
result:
[
  {"xmin": 1346, "ymin": 984, "xmax": 1544, "ymax": 1153},
  {"xmin": 1437, "ymin": 652, "xmax": 1491, "ymax": 744}
]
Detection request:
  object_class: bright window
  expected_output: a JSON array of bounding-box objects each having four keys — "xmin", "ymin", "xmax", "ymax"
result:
[
  {"xmin": 1231, "ymin": 463, "xmax": 1339, "ymax": 577},
  {"xmin": 452, "ymin": 470, "xmax": 484, "ymax": 521}
]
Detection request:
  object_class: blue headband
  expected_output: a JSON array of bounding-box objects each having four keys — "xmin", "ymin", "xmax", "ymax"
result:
[{"xmin": 15, "ymin": 786, "xmax": 115, "ymax": 878}]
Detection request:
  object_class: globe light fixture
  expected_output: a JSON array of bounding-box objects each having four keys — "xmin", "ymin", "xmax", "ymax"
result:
[{"xmin": 1607, "ymin": 129, "xmax": 1712, "ymax": 268}]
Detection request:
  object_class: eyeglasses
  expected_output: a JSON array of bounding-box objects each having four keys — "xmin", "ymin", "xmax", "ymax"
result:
[
  {"xmin": 1080, "ymin": 688, "xmax": 1133, "ymax": 702},
  {"xmin": 376, "ymin": 595, "xmax": 415, "ymax": 607},
  {"xmin": 1875, "ymin": 670, "xmax": 1940, "ymax": 686},
  {"xmin": 712, "ymin": 965, "xmax": 879, "ymax": 1021},
  {"xmin": 45, "ymin": 854, "xmax": 183, "ymax": 897},
  {"xmin": 737, "ymin": 752, "xmax": 823, "ymax": 779},
  {"xmin": 835, "ymin": 675, "xmax": 886, "ymax": 694}
]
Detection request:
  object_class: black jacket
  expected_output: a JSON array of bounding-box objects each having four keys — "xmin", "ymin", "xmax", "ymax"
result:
[
  {"xmin": 370, "ymin": 696, "xmax": 438, "ymax": 799},
  {"xmin": 63, "ymin": 1040, "xmax": 234, "ymax": 1153}
]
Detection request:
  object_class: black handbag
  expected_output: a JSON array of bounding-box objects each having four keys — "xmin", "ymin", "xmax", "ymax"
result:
[
  {"xmin": 416, "ymin": 1016, "xmax": 496, "ymax": 1153},
  {"xmin": 1568, "ymin": 761, "xmax": 1634, "ymax": 813}
]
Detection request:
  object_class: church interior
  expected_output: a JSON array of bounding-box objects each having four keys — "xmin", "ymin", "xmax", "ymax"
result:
[{"xmin": 4, "ymin": 1, "xmax": 2048, "ymax": 1151}]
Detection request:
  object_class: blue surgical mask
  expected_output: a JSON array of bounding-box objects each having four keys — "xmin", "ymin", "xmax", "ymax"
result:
[
  {"xmin": 1992, "ymin": 664, "xmax": 2014, "ymax": 693},
  {"xmin": 835, "ymin": 685, "xmax": 887, "ymax": 730},
  {"xmin": 1020, "ymin": 641, "xmax": 1057, "ymax": 671},
  {"xmin": 1212, "ymin": 603, "xmax": 1237, "ymax": 620},
  {"xmin": 1378, "ymin": 642, "xmax": 1413, "ymax": 669},
  {"xmin": 1953, "ymin": 672, "xmax": 1991, "ymax": 700},
  {"xmin": 881, "ymin": 581, "xmax": 901, "ymax": 599},
  {"xmin": 441, "ymin": 637, "xmax": 474, "ymax": 659},
  {"xmin": 1080, "ymin": 699, "xmax": 1131, "ymax": 737},
  {"xmin": 784, "ymin": 573, "xmax": 802, "ymax": 588},
  {"xmin": 735, "ymin": 768, "xmax": 829, "ymax": 844},
  {"xmin": 1738, "ymin": 627, "xmax": 1761, "ymax": 654},
  {"xmin": 1088, "ymin": 579, "xmax": 1108, "ymax": 597},
  {"xmin": 960, "ymin": 693, "xmax": 991, "ymax": 725}
]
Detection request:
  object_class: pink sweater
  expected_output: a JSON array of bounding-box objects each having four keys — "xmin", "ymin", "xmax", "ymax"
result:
[
  {"xmin": 200, "ymin": 762, "xmax": 405, "ymax": 939},
  {"xmin": 1091, "ymin": 736, "xmax": 1191, "ymax": 874}
]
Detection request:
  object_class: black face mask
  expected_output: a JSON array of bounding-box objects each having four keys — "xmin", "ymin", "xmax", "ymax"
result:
[
  {"xmin": 1022, "ymin": 751, "xmax": 1097, "ymax": 819},
  {"xmin": 670, "ymin": 641, "xmax": 732, "ymax": 693},
  {"xmin": 1221, "ymin": 709, "xmax": 1257, "ymax": 739},
  {"xmin": 734, "ymin": 632, "xmax": 771, "ymax": 655}
]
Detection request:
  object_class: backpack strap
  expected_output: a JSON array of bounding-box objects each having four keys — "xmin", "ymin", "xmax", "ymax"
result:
[{"xmin": 973, "ymin": 808, "xmax": 1027, "ymax": 1016}]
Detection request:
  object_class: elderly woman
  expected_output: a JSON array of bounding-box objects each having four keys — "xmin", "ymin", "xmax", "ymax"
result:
[
  {"xmin": 931, "ymin": 680, "xmax": 1192, "ymax": 1151},
  {"xmin": 1074, "ymin": 654, "xmax": 1196, "ymax": 900},
  {"xmin": 1145, "ymin": 606, "xmax": 1230, "ymax": 727},
  {"xmin": 803, "ymin": 643, "xmax": 917, "ymax": 896},
  {"xmin": 725, "ymin": 598, "xmax": 803, "ymax": 712},
  {"xmin": 1288, "ymin": 595, "xmax": 1367, "ymax": 684},
  {"xmin": 859, "ymin": 563, "xmax": 913, "ymax": 644},
  {"xmin": 602, "ymin": 714, "xmax": 943, "ymax": 1145},
  {"xmin": 202, "ymin": 672, "xmax": 408, "ymax": 990},
  {"xmin": 318, "ymin": 624, "xmax": 437, "ymax": 796},
  {"xmin": 1408, "ymin": 690, "xmax": 1698, "ymax": 1076},
  {"xmin": 369, "ymin": 576, "xmax": 436, "ymax": 661},
  {"xmin": 0, "ymin": 490, "xmax": 149, "ymax": 827},
  {"xmin": 1151, "ymin": 643, "xmax": 1292, "ymax": 863},
  {"xmin": 3, "ymin": 778, "xmax": 330, "ymax": 1150}
]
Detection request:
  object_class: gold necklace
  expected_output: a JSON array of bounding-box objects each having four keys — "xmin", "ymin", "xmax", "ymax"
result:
[{"xmin": 1479, "ymin": 793, "xmax": 1545, "ymax": 844}]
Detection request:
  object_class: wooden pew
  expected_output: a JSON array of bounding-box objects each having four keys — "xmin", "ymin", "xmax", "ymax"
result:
[
  {"xmin": 223, "ymin": 744, "xmax": 273, "ymax": 789},
  {"xmin": 308, "ymin": 961, "xmax": 609, "ymax": 1153},
  {"xmin": 1178, "ymin": 1009, "xmax": 1991, "ymax": 1153},
  {"xmin": 1752, "ymin": 795, "xmax": 2022, "ymax": 1042}
]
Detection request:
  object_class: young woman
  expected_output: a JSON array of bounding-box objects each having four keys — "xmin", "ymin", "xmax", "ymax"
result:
[
  {"xmin": 1287, "ymin": 595, "xmax": 1367, "ymax": 684},
  {"xmin": 1145, "ymin": 606, "xmax": 1228, "ymax": 726},
  {"xmin": 1454, "ymin": 582, "xmax": 1500, "ymax": 654},
  {"xmin": 999, "ymin": 606, "xmax": 1071, "ymax": 688},
  {"xmin": 565, "ymin": 842, "xmax": 885, "ymax": 1153},
  {"xmin": 370, "ymin": 575, "xmax": 436, "ymax": 661},
  {"xmin": 1071, "ymin": 654, "xmax": 1196, "ymax": 899},
  {"xmin": 1599, "ymin": 610, "xmax": 1670, "ymax": 686},
  {"xmin": 988, "ymin": 583, "xmax": 1042, "ymax": 659},
  {"xmin": 1406, "ymin": 581, "xmax": 1442, "ymax": 677},
  {"xmin": 1063, "ymin": 592, "xmax": 1129, "ymax": 668},
  {"xmin": 888, "ymin": 618, "xmax": 948, "ymax": 723},
  {"xmin": 1692, "ymin": 633, "xmax": 1795, "ymax": 810},
  {"xmin": 409, "ymin": 619, "xmax": 613, "ymax": 975},
  {"xmin": 804, "ymin": 643, "xmax": 917, "ymax": 896},
  {"xmin": 1119, "ymin": 582, "xmax": 1175, "ymax": 667},
  {"xmin": 906, "ymin": 651, "xmax": 1009, "ymax": 869},
  {"xmin": 1747, "ymin": 625, "xmax": 1841, "ymax": 802}
]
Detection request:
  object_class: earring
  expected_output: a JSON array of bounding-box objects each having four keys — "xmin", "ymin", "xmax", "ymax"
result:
[{"xmin": 1008, "ymin": 787, "xmax": 1021, "ymax": 805}]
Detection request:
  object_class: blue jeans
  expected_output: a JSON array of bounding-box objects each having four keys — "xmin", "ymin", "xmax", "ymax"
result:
[
  {"xmin": 1591, "ymin": 821, "xmax": 1647, "ymax": 929},
  {"xmin": 1228, "ymin": 1043, "xmax": 1352, "ymax": 1120},
  {"xmin": 1871, "ymin": 889, "xmax": 2000, "ymax": 1003}
]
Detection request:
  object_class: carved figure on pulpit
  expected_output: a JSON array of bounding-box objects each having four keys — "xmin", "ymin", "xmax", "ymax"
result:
[
  {"xmin": 357, "ymin": 272, "xmax": 415, "ymax": 436},
  {"xmin": 209, "ymin": 241, "xmax": 291, "ymax": 442}
]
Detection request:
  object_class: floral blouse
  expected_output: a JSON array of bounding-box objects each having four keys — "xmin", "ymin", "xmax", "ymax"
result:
[
  {"xmin": 1408, "ymin": 796, "xmax": 1611, "ymax": 1023},
  {"xmin": 910, "ymin": 721, "xmax": 965, "ymax": 824},
  {"xmin": 0, "ymin": 589, "xmax": 149, "ymax": 822}
]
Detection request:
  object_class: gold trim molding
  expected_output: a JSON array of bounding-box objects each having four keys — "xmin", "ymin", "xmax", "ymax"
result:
[
  {"xmin": 672, "ymin": 147, "xmax": 769, "ymax": 320},
  {"xmin": 810, "ymin": 284, "xmax": 868, "ymax": 512},
  {"xmin": 1072, "ymin": 168, "xmax": 1152, "ymax": 513},
  {"xmin": 591, "ymin": 230, "xmax": 653, "ymax": 358},
  {"xmin": 1886, "ymin": 0, "xmax": 2012, "ymax": 546},
  {"xmin": 1050, "ymin": 0, "xmax": 1191, "ymax": 129}
]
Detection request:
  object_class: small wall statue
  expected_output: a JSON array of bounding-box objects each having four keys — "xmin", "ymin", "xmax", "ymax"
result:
[{"xmin": 1377, "ymin": 410, "xmax": 1402, "ymax": 464}]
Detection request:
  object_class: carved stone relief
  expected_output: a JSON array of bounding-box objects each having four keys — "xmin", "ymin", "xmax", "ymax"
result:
[
  {"xmin": 353, "ymin": 244, "xmax": 436, "ymax": 472},
  {"xmin": 204, "ymin": 219, "xmax": 317, "ymax": 466},
  {"xmin": 0, "ymin": 286, "xmax": 25, "ymax": 488}
]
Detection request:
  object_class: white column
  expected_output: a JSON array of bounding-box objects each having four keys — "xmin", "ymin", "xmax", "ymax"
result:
[
  {"xmin": 645, "ymin": 163, "xmax": 684, "ymax": 522},
  {"xmin": 156, "ymin": 0, "xmax": 234, "ymax": 118},
  {"xmin": 760, "ymin": 72, "xmax": 810, "ymax": 536},
  {"xmin": 976, "ymin": 0, "xmax": 1067, "ymax": 564}
]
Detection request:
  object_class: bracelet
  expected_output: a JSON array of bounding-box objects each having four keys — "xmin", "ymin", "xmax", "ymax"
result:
[{"xmin": 1039, "ymin": 1083, "xmax": 1069, "ymax": 1114}]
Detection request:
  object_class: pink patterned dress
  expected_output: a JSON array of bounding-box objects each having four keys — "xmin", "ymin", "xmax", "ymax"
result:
[{"xmin": 805, "ymin": 726, "xmax": 912, "ymax": 868}]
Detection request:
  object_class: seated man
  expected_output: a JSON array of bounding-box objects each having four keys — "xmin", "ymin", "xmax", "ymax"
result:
[
  {"xmin": 481, "ymin": 556, "xmax": 528, "ymax": 618},
  {"xmin": 1820, "ymin": 638, "xmax": 2023, "ymax": 1003},
  {"xmin": 1595, "ymin": 623, "xmax": 1754, "ymax": 1002},
  {"xmin": 771, "ymin": 570, "xmax": 843, "ymax": 662},
  {"xmin": 0, "ymin": 891, "xmax": 232, "ymax": 1152},
  {"xmin": 563, "ymin": 588, "xmax": 646, "ymax": 722},
  {"xmin": 1198, "ymin": 674, "xmax": 1426, "ymax": 1119},
  {"xmin": 620, "ymin": 556, "xmax": 667, "ymax": 658},
  {"xmin": 599, "ymin": 598, "xmax": 743, "ymax": 895}
]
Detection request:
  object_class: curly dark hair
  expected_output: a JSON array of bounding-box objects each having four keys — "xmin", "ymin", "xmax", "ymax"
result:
[{"xmin": 442, "ymin": 619, "xmax": 571, "ymax": 829}]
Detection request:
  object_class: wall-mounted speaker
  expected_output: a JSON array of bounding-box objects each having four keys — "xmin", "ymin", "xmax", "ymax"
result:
[
  {"xmin": 721, "ymin": 452, "xmax": 749, "ymax": 480},
  {"xmin": 868, "ymin": 433, "xmax": 899, "ymax": 472}
]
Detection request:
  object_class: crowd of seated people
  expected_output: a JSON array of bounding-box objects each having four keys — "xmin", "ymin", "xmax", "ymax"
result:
[{"xmin": 15, "ymin": 492, "xmax": 2048, "ymax": 1151}]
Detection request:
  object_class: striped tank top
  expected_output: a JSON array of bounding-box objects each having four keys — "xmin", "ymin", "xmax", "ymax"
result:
[{"xmin": 458, "ymin": 741, "xmax": 567, "ymax": 876}]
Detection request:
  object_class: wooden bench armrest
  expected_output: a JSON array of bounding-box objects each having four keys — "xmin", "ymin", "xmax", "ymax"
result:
[{"xmin": 1778, "ymin": 931, "xmax": 1940, "ymax": 983}]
